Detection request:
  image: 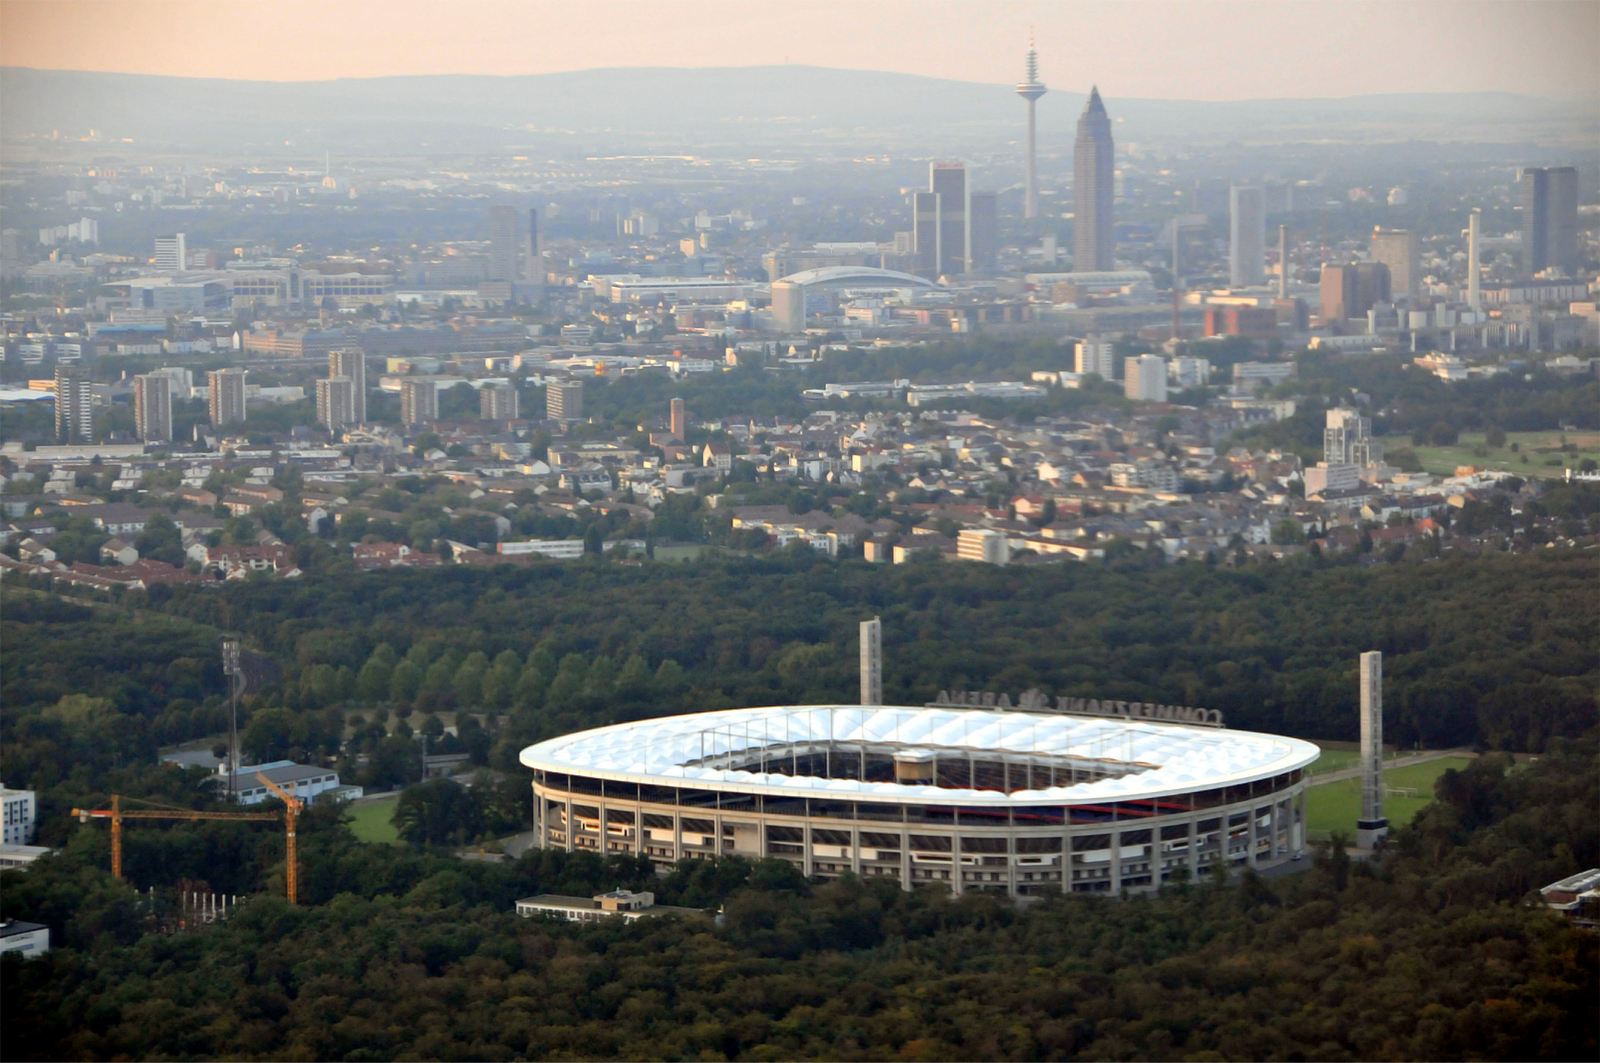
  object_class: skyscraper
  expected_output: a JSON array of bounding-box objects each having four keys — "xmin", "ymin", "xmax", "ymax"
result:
[
  {"xmin": 931, "ymin": 163, "xmax": 969, "ymax": 276},
  {"xmin": 1229, "ymin": 185, "xmax": 1265, "ymax": 287},
  {"xmin": 1370, "ymin": 227, "xmax": 1419, "ymax": 300},
  {"xmin": 1519, "ymin": 166, "xmax": 1579, "ymax": 276},
  {"xmin": 480, "ymin": 382, "xmax": 519, "ymax": 422},
  {"xmin": 1467, "ymin": 209, "xmax": 1482, "ymax": 312},
  {"xmin": 400, "ymin": 379, "xmax": 438, "ymax": 427},
  {"xmin": 911, "ymin": 191, "xmax": 941, "ymax": 278},
  {"xmin": 1320, "ymin": 262, "xmax": 1390, "ymax": 323},
  {"xmin": 328, "ymin": 349, "xmax": 366, "ymax": 424},
  {"xmin": 316, "ymin": 377, "xmax": 355, "ymax": 433},
  {"xmin": 133, "ymin": 373, "xmax": 172, "ymax": 443},
  {"xmin": 154, "ymin": 233, "xmax": 187, "ymax": 271},
  {"xmin": 669, "ymin": 397, "xmax": 687, "ymax": 440},
  {"xmin": 54, "ymin": 367, "xmax": 93, "ymax": 443},
  {"xmin": 207, "ymin": 368, "xmax": 247, "ymax": 428},
  {"xmin": 968, "ymin": 192, "xmax": 998, "ymax": 272},
  {"xmin": 488, "ymin": 205, "xmax": 525, "ymax": 285},
  {"xmin": 1073, "ymin": 87, "xmax": 1115, "ymax": 271},
  {"xmin": 1014, "ymin": 38, "xmax": 1047, "ymax": 221}
]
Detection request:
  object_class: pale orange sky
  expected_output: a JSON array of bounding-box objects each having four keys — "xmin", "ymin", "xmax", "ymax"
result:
[{"xmin": 2, "ymin": 0, "xmax": 1597, "ymax": 100}]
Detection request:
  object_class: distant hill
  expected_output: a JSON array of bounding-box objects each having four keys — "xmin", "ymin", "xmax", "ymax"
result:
[{"xmin": 1, "ymin": 66, "xmax": 1591, "ymax": 154}]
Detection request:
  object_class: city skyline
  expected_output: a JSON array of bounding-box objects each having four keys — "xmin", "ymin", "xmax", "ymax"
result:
[{"xmin": 2, "ymin": 0, "xmax": 1597, "ymax": 101}]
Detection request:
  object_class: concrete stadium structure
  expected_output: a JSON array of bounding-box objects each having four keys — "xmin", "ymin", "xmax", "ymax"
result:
[
  {"xmin": 770, "ymin": 267, "xmax": 939, "ymax": 332},
  {"xmin": 521, "ymin": 705, "xmax": 1319, "ymax": 898}
]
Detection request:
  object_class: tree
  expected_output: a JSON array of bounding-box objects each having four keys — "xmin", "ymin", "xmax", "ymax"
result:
[
  {"xmin": 392, "ymin": 777, "xmax": 480, "ymax": 847},
  {"xmin": 452, "ymin": 651, "xmax": 490, "ymax": 708},
  {"xmin": 388, "ymin": 659, "xmax": 422, "ymax": 704}
]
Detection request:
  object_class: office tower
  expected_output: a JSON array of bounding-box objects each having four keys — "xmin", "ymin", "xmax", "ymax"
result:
[
  {"xmin": 1015, "ymin": 38, "xmax": 1047, "ymax": 220},
  {"xmin": 931, "ymin": 162, "xmax": 969, "ymax": 275},
  {"xmin": 488, "ymin": 205, "xmax": 522, "ymax": 283},
  {"xmin": 207, "ymin": 368, "xmax": 247, "ymax": 427},
  {"xmin": 481, "ymin": 382, "xmax": 519, "ymax": 421},
  {"xmin": 1370, "ymin": 227, "xmax": 1419, "ymax": 300},
  {"xmin": 1073, "ymin": 87, "xmax": 1115, "ymax": 271},
  {"xmin": 328, "ymin": 349, "xmax": 366, "ymax": 424},
  {"xmin": 154, "ymin": 233, "xmax": 187, "ymax": 271},
  {"xmin": 1519, "ymin": 166, "xmax": 1579, "ymax": 275},
  {"xmin": 1278, "ymin": 225, "xmax": 1289, "ymax": 299},
  {"xmin": 399, "ymin": 379, "xmax": 438, "ymax": 427},
  {"xmin": 1320, "ymin": 262, "xmax": 1390, "ymax": 322},
  {"xmin": 133, "ymin": 373, "xmax": 172, "ymax": 443},
  {"xmin": 1074, "ymin": 336, "xmax": 1117, "ymax": 378},
  {"xmin": 547, "ymin": 378, "xmax": 583, "ymax": 422},
  {"xmin": 771, "ymin": 279, "xmax": 806, "ymax": 332},
  {"xmin": 316, "ymin": 377, "xmax": 355, "ymax": 432},
  {"xmin": 1357, "ymin": 651, "xmax": 1389, "ymax": 849},
  {"xmin": 669, "ymin": 397, "xmax": 687, "ymax": 440},
  {"xmin": 53, "ymin": 367, "xmax": 93, "ymax": 442},
  {"xmin": 527, "ymin": 208, "xmax": 543, "ymax": 287},
  {"xmin": 968, "ymin": 191, "xmax": 998, "ymax": 272},
  {"xmin": 911, "ymin": 191, "xmax": 941, "ymax": 277},
  {"xmin": 1467, "ymin": 209, "xmax": 1482, "ymax": 312},
  {"xmin": 1324, "ymin": 407, "xmax": 1380, "ymax": 466},
  {"xmin": 1229, "ymin": 185, "xmax": 1265, "ymax": 287},
  {"xmin": 1123, "ymin": 354, "xmax": 1168, "ymax": 402}
]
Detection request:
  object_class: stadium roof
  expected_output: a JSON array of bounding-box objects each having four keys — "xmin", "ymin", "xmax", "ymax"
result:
[
  {"xmin": 775, "ymin": 267, "xmax": 938, "ymax": 289},
  {"xmin": 521, "ymin": 705, "xmax": 1319, "ymax": 806}
]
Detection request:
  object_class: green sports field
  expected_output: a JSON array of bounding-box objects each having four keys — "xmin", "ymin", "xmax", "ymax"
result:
[
  {"xmin": 345, "ymin": 797, "xmax": 401, "ymax": 844},
  {"xmin": 1305, "ymin": 755, "xmax": 1475, "ymax": 839},
  {"xmin": 1386, "ymin": 430, "xmax": 1600, "ymax": 478}
]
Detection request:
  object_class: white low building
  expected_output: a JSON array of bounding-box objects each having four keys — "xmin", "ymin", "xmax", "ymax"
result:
[
  {"xmin": 222, "ymin": 761, "xmax": 359, "ymax": 806},
  {"xmin": 2, "ymin": 783, "xmax": 36, "ymax": 846}
]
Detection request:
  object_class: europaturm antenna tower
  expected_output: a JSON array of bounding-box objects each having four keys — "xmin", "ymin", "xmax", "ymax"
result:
[{"xmin": 1014, "ymin": 36, "xmax": 1047, "ymax": 221}]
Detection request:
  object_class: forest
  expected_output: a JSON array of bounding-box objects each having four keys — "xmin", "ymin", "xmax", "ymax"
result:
[{"xmin": 2, "ymin": 548, "xmax": 1597, "ymax": 1059}]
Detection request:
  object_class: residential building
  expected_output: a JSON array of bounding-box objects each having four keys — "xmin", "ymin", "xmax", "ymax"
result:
[
  {"xmin": 207, "ymin": 368, "xmax": 247, "ymax": 427},
  {"xmin": 1073, "ymin": 87, "xmax": 1115, "ymax": 271},
  {"xmin": 153, "ymin": 232, "xmax": 187, "ymax": 271},
  {"xmin": 669, "ymin": 397, "xmax": 687, "ymax": 440},
  {"xmin": 957, "ymin": 528, "xmax": 1010, "ymax": 565},
  {"xmin": 328, "ymin": 349, "xmax": 367, "ymax": 424},
  {"xmin": 1229, "ymin": 185, "xmax": 1265, "ymax": 287},
  {"xmin": 53, "ymin": 367, "xmax": 93, "ymax": 443},
  {"xmin": 316, "ymin": 377, "xmax": 356, "ymax": 432},
  {"xmin": 480, "ymin": 381, "xmax": 519, "ymax": 421},
  {"xmin": 400, "ymin": 379, "xmax": 438, "ymax": 427},
  {"xmin": 1519, "ymin": 166, "xmax": 1579, "ymax": 276},
  {"xmin": 1325, "ymin": 407, "xmax": 1381, "ymax": 466},
  {"xmin": 133, "ymin": 373, "xmax": 172, "ymax": 443},
  {"xmin": 547, "ymin": 379, "xmax": 584, "ymax": 422},
  {"xmin": 2, "ymin": 783, "xmax": 37, "ymax": 845},
  {"xmin": 1075, "ymin": 336, "xmax": 1118, "ymax": 379},
  {"xmin": 1124, "ymin": 354, "xmax": 1168, "ymax": 402}
]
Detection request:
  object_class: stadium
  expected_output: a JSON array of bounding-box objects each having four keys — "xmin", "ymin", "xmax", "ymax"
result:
[{"xmin": 521, "ymin": 705, "xmax": 1320, "ymax": 897}]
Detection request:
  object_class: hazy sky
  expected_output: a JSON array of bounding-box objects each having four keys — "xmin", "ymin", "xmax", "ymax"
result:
[{"xmin": 3, "ymin": 0, "xmax": 1597, "ymax": 100}]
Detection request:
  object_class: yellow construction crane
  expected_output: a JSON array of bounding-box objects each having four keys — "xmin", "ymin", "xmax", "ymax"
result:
[
  {"xmin": 71, "ymin": 795, "xmax": 280, "ymax": 885},
  {"xmin": 253, "ymin": 771, "xmax": 304, "ymax": 905}
]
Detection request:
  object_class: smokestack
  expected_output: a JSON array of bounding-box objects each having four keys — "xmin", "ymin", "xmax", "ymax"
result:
[
  {"xmin": 1467, "ymin": 209, "xmax": 1481, "ymax": 314},
  {"xmin": 1278, "ymin": 224, "xmax": 1289, "ymax": 299},
  {"xmin": 1357, "ymin": 651, "xmax": 1389, "ymax": 849},
  {"xmin": 859, "ymin": 617, "xmax": 882, "ymax": 706}
]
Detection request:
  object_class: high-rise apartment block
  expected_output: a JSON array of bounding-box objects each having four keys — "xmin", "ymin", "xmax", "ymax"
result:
[
  {"xmin": 547, "ymin": 379, "xmax": 584, "ymax": 422},
  {"xmin": 1073, "ymin": 88, "xmax": 1115, "ymax": 271},
  {"xmin": 1124, "ymin": 354, "xmax": 1168, "ymax": 403},
  {"xmin": 316, "ymin": 377, "xmax": 356, "ymax": 433},
  {"xmin": 328, "ymin": 349, "xmax": 367, "ymax": 424},
  {"xmin": 480, "ymin": 382, "xmax": 519, "ymax": 422},
  {"xmin": 207, "ymin": 368, "xmax": 247, "ymax": 428},
  {"xmin": 133, "ymin": 373, "xmax": 173, "ymax": 443},
  {"xmin": 1519, "ymin": 166, "xmax": 1579, "ymax": 276},
  {"xmin": 1075, "ymin": 337, "xmax": 1118, "ymax": 379},
  {"xmin": 154, "ymin": 233, "xmax": 187, "ymax": 271},
  {"xmin": 1324, "ymin": 407, "xmax": 1380, "ymax": 467},
  {"xmin": 400, "ymin": 379, "xmax": 438, "ymax": 427},
  {"xmin": 669, "ymin": 397, "xmax": 687, "ymax": 440},
  {"xmin": 1369, "ymin": 227, "xmax": 1419, "ymax": 300},
  {"xmin": 54, "ymin": 367, "xmax": 93, "ymax": 443},
  {"xmin": 1229, "ymin": 185, "xmax": 1265, "ymax": 287}
]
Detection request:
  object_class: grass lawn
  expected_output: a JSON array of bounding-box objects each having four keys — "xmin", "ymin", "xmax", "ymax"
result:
[
  {"xmin": 345, "ymin": 797, "xmax": 401, "ymax": 844},
  {"xmin": 1387, "ymin": 430, "xmax": 1600, "ymax": 478},
  {"xmin": 1305, "ymin": 755, "xmax": 1475, "ymax": 839},
  {"xmin": 1306, "ymin": 740, "xmax": 1406, "ymax": 775}
]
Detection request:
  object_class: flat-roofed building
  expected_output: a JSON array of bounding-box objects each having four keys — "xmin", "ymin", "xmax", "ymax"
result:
[{"xmin": 133, "ymin": 373, "xmax": 172, "ymax": 443}]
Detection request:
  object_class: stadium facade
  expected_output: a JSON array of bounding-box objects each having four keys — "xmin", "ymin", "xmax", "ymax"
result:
[{"xmin": 520, "ymin": 705, "xmax": 1319, "ymax": 897}]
